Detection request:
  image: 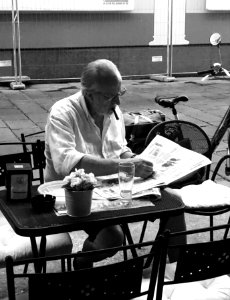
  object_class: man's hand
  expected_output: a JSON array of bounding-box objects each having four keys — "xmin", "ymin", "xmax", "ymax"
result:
[{"xmin": 131, "ymin": 157, "xmax": 154, "ymax": 179}]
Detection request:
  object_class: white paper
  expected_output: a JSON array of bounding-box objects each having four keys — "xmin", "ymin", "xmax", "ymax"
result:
[
  {"xmin": 94, "ymin": 176, "xmax": 161, "ymax": 200},
  {"xmin": 55, "ymin": 198, "xmax": 155, "ymax": 216},
  {"xmin": 138, "ymin": 135, "xmax": 212, "ymax": 187}
]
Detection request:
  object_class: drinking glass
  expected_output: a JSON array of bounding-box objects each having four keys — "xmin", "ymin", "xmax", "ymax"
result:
[{"xmin": 118, "ymin": 162, "xmax": 135, "ymax": 204}]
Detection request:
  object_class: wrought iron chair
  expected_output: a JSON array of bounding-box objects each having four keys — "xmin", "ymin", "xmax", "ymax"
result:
[
  {"xmin": 0, "ymin": 142, "xmax": 72, "ymax": 270},
  {"xmin": 20, "ymin": 131, "xmax": 45, "ymax": 144},
  {"xmin": 5, "ymin": 237, "xmax": 164, "ymax": 300},
  {"xmin": 139, "ymin": 120, "xmax": 230, "ymax": 243},
  {"xmin": 210, "ymin": 154, "xmax": 230, "ymax": 239},
  {"xmin": 21, "ymin": 132, "xmax": 46, "ymax": 184},
  {"xmin": 155, "ymin": 224, "xmax": 230, "ymax": 300}
]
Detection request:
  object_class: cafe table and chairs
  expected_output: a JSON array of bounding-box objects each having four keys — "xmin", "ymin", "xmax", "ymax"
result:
[{"xmin": 0, "ymin": 176, "xmax": 184, "ymax": 273}]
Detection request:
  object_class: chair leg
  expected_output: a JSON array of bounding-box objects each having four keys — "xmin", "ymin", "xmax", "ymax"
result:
[
  {"xmin": 122, "ymin": 234, "xmax": 127, "ymax": 261},
  {"xmin": 6, "ymin": 256, "xmax": 16, "ymax": 300},
  {"xmin": 67, "ymin": 257, "xmax": 72, "ymax": 271},
  {"xmin": 139, "ymin": 220, "xmax": 148, "ymax": 244},
  {"xmin": 61, "ymin": 258, "xmax": 66, "ymax": 272},
  {"xmin": 224, "ymin": 215, "xmax": 230, "ymax": 239},
  {"xmin": 210, "ymin": 215, "xmax": 214, "ymax": 241},
  {"xmin": 121, "ymin": 223, "xmax": 138, "ymax": 258},
  {"xmin": 23, "ymin": 263, "xmax": 29, "ymax": 274}
]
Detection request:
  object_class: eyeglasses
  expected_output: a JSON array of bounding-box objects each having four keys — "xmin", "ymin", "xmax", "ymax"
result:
[{"xmin": 94, "ymin": 87, "xmax": 127, "ymax": 102}]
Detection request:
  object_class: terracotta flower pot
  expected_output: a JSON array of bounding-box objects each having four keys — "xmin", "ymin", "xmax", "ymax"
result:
[{"xmin": 65, "ymin": 189, "xmax": 93, "ymax": 217}]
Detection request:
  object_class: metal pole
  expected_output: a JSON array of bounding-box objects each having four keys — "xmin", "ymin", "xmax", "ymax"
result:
[
  {"xmin": 15, "ymin": 0, "xmax": 23, "ymax": 82},
  {"xmin": 10, "ymin": 0, "xmax": 25, "ymax": 89},
  {"xmin": 166, "ymin": 0, "xmax": 171, "ymax": 76},
  {"xmin": 11, "ymin": 0, "xmax": 18, "ymax": 83},
  {"xmin": 169, "ymin": 0, "xmax": 173, "ymax": 77}
]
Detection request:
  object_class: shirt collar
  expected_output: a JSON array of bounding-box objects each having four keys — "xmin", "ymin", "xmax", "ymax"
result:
[{"xmin": 79, "ymin": 91, "xmax": 90, "ymax": 118}]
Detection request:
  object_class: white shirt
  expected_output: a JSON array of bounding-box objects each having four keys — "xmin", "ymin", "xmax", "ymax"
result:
[{"xmin": 44, "ymin": 91, "xmax": 130, "ymax": 181}]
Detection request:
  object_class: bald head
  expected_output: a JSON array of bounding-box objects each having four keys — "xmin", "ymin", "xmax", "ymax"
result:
[{"xmin": 81, "ymin": 59, "xmax": 122, "ymax": 92}]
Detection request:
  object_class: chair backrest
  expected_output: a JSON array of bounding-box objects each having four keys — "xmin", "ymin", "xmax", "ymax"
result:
[
  {"xmin": 21, "ymin": 131, "xmax": 45, "ymax": 144},
  {"xmin": 145, "ymin": 120, "xmax": 212, "ymax": 186},
  {"xmin": 155, "ymin": 224, "xmax": 230, "ymax": 300},
  {"xmin": 21, "ymin": 132, "xmax": 46, "ymax": 184},
  {"xmin": 211, "ymin": 154, "xmax": 230, "ymax": 239},
  {"xmin": 211, "ymin": 154, "xmax": 230, "ymax": 181},
  {"xmin": 0, "ymin": 141, "xmax": 45, "ymax": 186},
  {"xmin": 5, "ymin": 238, "xmax": 164, "ymax": 300},
  {"xmin": 31, "ymin": 140, "xmax": 46, "ymax": 183},
  {"xmin": 0, "ymin": 143, "xmax": 32, "ymax": 187}
]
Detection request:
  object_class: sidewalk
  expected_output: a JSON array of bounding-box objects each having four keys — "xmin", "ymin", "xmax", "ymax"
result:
[{"xmin": 0, "ymin": 76, "xmax": 229, "ymax": 183}]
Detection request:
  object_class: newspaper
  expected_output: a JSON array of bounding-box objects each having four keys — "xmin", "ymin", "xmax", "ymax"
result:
[
  {"xmin": 92, "ymin": 135, "xmax": 211, "ymax": 200},
  {"xmin": 54, "ymin": 135, "xmax": 212, "ymax": 215},
  {"xmin": 94, "ymin": 177, "xmax": 161, "ymax": 200},
  {"xmin": 138, "ymin": 135, "xmax": 212, "ymax": 187},
  {"xmin": 55, "ymin": 197, "xmax": 155, "ymax": 216}
]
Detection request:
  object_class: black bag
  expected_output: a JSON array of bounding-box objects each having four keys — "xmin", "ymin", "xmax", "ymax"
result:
[{"xmin": 124, "ymin": 109, "xmax": 165, "ymax": 154}]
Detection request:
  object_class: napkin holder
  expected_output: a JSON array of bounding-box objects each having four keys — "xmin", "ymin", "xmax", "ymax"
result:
[{"xmin": 6, "ymin": 163, "xmax": 32, "ymax": 201}]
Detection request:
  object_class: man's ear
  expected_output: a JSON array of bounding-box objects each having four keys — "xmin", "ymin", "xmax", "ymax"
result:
[{"xmin": 83, "ymin": 90, "xmax": 92, "ymax": 100}]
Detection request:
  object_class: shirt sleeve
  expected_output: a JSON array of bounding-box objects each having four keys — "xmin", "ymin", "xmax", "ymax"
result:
[{"xmin": 46, "ymin": 110, "xmax": 84, "ymax": 178}]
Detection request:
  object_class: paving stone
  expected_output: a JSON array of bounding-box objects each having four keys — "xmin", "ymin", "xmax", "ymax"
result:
[
  {"xmin": 33, "ymin": 98, "xmax": 54, "ymax": 111},
  {"xmin": 12, "ymin": 102, "xmax": 47, "ymax": 114},
  {"xmin": 22, "ymin": 89, "xmax": 51, "ymax": 100},
  {"xmin": 0, "ymin": 99, "xmax": 14, "ymax": 108},
  {"xmin": 0, "ymin": 109, "xmax": 27, "ymax": 121},
  {"xmin": 26, "ymin": 113, "xmax": 48, "ymax": 123},
  {"xmin": 1, "ymin": 90, "xmax": 31, "ymax": 101},
  {"xmin": 0, "ymin": 128, "xmax": 18, "ymax": 142},
  {"xmin": 4, "ymin": 120, "xmax": 37, "ymax": 130},
  {"xmin": 0, "ymin": 120, "xmax": 6, "ymax": 128}
]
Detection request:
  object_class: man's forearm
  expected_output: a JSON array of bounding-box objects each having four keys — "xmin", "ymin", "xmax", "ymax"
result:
[
  {"xmin": 71, "ymin": 152, "xmax": 152, "ymax": 178},
  {"xmin": 76, "ymin": 155, "xmax": 120, "ymax": 176}
]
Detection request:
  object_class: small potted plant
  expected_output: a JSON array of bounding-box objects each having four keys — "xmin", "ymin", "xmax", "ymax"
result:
[{"xmin": 62, "ymin": 169, "xmax": 97, "ymax": 217}]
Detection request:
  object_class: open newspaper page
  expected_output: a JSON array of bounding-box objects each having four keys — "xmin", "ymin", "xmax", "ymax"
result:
[
  {"xmin": 94, "ymin": 176, "xmax": 161, "ymax": 200},
  {"xmin": 138, "ymin": 135, "xmax": 212, "ymax": 187},
  {"xmin": 93, "ymin": 135, "xmax": 211, "ymax": 201}
]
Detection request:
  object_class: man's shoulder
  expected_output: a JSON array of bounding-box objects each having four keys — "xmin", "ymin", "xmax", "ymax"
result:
[{"xmin": 50, "ymin": 92, "xmax": 81, "ymax": 113}]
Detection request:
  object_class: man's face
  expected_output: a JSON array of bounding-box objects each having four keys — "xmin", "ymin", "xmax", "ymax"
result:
[{"xmin": 87, "ymin": 82, "xmax": 125, "ymax": 116}]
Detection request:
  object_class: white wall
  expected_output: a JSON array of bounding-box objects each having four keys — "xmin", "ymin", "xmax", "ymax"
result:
[
  {"xmin": 186, "ymin": 0, "xmax": 206, "ymax": 13},
  {"xmin": 1, "ymin": 0, "xmax": 135, "ymax": 11},
  {"xmin": 206, "ymin": 0, "xmax": 230, "ymax": 10}
]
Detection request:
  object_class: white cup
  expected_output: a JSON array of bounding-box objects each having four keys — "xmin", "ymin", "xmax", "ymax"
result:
[{"xmin": 118, "ymin": 162, "xmax": 135, "ymax": 204}]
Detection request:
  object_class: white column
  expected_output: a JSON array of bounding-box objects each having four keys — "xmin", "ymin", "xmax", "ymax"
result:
[
  {"xmin": 149, "ymin": 0, "xmax": 189, "ymax": 46},
  {"xmin": 10, "ymin": 0, "xmax": 25, "ymax": 89}
]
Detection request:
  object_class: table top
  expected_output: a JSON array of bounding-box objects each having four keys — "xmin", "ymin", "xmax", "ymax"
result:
[{"xmin": 0, "ymin": 186, "xmax": 184, "ymax": 237}]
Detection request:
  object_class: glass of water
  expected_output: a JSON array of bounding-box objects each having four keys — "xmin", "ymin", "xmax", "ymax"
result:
[{"xmin": 118, "ymin": 162, "xmax": 135, "ymax": 204}]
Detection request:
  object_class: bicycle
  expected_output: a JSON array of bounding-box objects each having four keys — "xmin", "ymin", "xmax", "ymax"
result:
[
  {"xmin": 138, "ymin": 96, "xmax": 230, "ymax": 243},
  {"xmin": 154, "ymin": 95, "xmax": 230, "ymax": 176}
]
